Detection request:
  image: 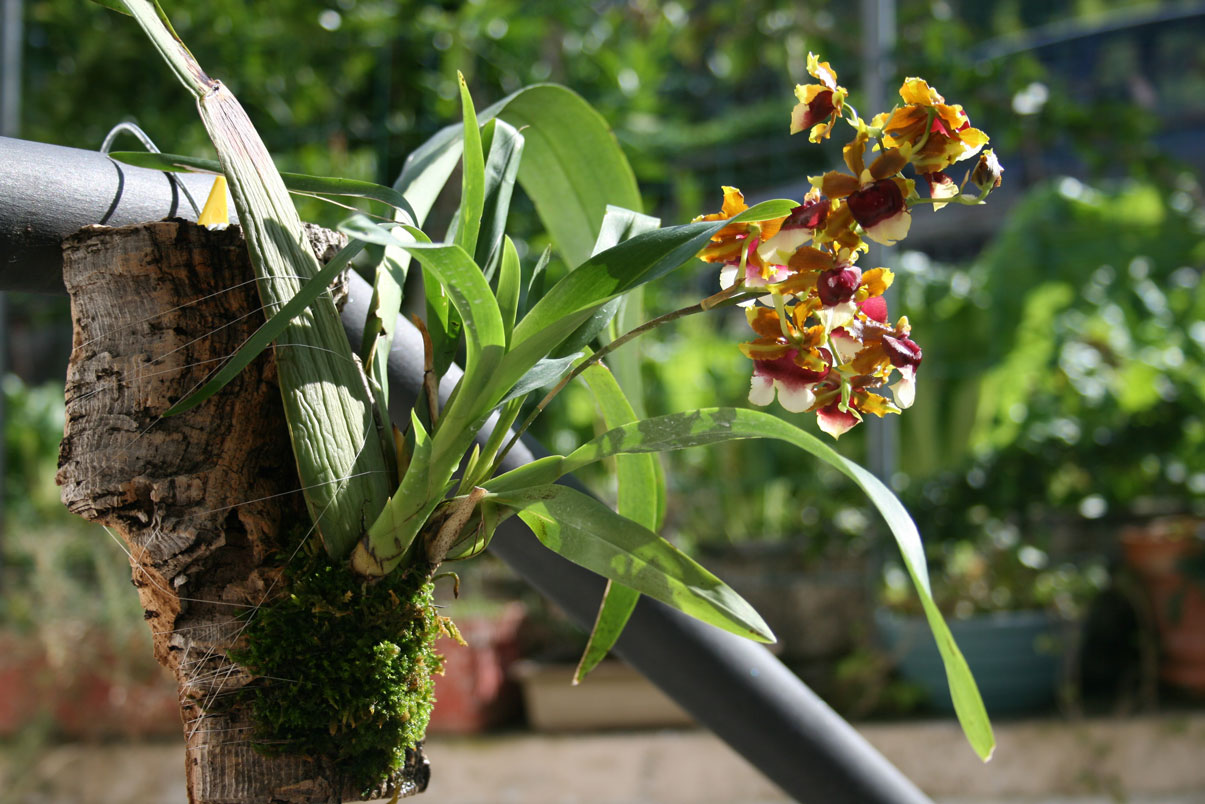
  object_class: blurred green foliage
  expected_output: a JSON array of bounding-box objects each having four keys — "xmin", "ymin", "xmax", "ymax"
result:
[
  {"xmin": 900, "ymin": 177, "xmax": 1205, "ymax": 545},
  {"xmin": 1, "ymin": 377, "xmax": 144, "ymax": 638},
  {"xmin": 10, "ymin": 0, "xmax": 1203, "ymax": 590},
  {"xmin": 22, "ymin": 0, "xmax": 1167, "ymax": 222}
]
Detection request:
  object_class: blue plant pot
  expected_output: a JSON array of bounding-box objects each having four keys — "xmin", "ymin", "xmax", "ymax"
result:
[{"xmin": 875, "ymin": 608, "xmax": 1069, "ymax": 715}]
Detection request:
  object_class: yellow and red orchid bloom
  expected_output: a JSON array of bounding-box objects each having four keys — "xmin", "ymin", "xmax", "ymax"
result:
[
  {"xmin": 739, "ymin": 305, "xmax": 833, "ymax": 414},
  {"xmin": 814, "ymin": 385, "xmax": 899, "ymax": 439},
  {"xmin": 689, "ymin": 56, "xmax": 999, "ymax": 440},
  {"xmin": 879, "ymin": 77, "xmax": 989, "ymax": 175},
  {"xmin": 813, "ymin": 132, "xmax": 914, "ymax": 247},
  {"xmin": 790, "ymin": 53, "xmax": 848, "ymax": 143}
]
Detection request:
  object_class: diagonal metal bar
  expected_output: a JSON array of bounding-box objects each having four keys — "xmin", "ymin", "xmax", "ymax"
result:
[{"xmin": 0, "ymin": 134, "xmax": 933, "ymax": 804}]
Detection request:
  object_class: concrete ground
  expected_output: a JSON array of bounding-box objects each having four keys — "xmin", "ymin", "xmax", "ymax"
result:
[{"xmin": 2, "ymin": 713, "xmax": 1204, "ymax": 803}]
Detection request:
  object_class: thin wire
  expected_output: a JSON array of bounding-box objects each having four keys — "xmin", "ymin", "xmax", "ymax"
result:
[{"xmin": 99, "ymin": 121, "xmax": 202, "ymax": 219}]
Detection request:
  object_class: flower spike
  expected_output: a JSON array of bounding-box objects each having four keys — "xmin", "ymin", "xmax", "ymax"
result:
[{"xmin": 696, "ymin": 56, "xmax": 999, "ymax": 438}]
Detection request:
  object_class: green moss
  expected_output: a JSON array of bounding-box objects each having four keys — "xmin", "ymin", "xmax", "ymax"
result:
[{"xmin": 231, "ymin": 540, "xmax": 444, "ymax": 792}]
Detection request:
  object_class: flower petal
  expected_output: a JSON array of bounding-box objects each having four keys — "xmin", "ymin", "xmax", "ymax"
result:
[
  {"xmin": 891, "ymin": 367, "xmax": 916, "ymax": 409},
  {"xmin": 749, "ymin": 374, "xmax": 776, "ymax": 407},
  {"xmin": 862, "ymin": 208, "xmax": 911, "ymax": 247},
  {"xmin": 817, "ymin": 402, "xmax": 861, "ymax": 439}
]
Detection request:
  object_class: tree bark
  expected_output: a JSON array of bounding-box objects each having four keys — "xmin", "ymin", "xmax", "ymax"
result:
[{"xmin": 56, "ymin": 220, "xmax": 428, "ymax": 804}]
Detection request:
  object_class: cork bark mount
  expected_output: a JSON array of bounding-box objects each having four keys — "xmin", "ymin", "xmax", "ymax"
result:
[{"xmin": 56, "ymin": 220, "xmax": 428, "ymax": 803}]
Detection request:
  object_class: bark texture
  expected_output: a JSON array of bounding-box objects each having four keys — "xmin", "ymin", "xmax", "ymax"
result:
[{"xmin": 56, "ymin": 220, "xmax": 428, "ymax": 804}]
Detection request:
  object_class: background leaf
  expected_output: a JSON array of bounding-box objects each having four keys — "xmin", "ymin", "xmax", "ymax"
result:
[
  {"xmin": 392, "ymin": 83, "xmax": 641, "ymax": 269},
  {"xmin": 572, "ymin": 362, "xmax": 659, "ymax": 682},
  {"xmin": 494, "ymin": 484, "xmax": 774, "ymax": 645},
  {"xmin": 487, "ymin": 406, "xmax": 994, "ymax": 760}
]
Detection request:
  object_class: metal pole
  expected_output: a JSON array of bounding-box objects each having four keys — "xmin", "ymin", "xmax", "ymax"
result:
[
  {"xmin": 0, "ymin": 134, "xmax": 935, "ymax": 804},
  {"xmin": 0, "ymin": 0, "xmax": 24, "ymax": 566},
  {"xmin": 861, "ymin": 0, "xmax": 899, "ymax": 485}
]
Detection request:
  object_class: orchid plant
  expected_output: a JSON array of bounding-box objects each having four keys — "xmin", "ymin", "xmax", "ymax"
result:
[
  {"xmin": 699, "ymin": 54, "xmax": 1003, "ymax": 438},
  {"xmin": 95, "ymin": 0, "xmax": 1001, "ymax": 785}
]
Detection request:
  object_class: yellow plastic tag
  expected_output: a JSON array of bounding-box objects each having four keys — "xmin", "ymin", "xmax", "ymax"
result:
[{"xmin": 197, "ymin": 175, "xmax": 230, "ymax": 229}]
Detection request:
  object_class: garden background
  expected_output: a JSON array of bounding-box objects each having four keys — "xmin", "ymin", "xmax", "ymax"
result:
[{"xmin": 1, "ymin": 0, "xmax": 1204, "ymax": 801}]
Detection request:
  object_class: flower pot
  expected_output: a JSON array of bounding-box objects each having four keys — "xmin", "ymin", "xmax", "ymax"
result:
[
  {"xmin": 0, "ymin": 631, "xmax": 179, "ymax": 739},
  {"xmin": 875, "ymin": 608, "xmax": 1068, "ymax": 715},
  {"xmin": 700, "ymin": 543, "xmax": 871, "ymax": 662},
  {"xmin": 426, "ymin": 603, "xmax": 525, "ymax": 734},
  {"xmin": 1121, "ymin": 518, "xmax": 1205, "ymax": 693}
]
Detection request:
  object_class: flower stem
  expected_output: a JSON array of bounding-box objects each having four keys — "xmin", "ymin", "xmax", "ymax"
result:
[{"xmin": 491, "ymin": 294, "xmax": 750, "ymax": 473}]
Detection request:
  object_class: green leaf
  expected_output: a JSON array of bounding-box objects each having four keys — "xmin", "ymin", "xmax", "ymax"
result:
[
  {"xmin": 511, "ymin": 200, "xmax": 793, "ymax": 357},
  {"xmin": 573, "ymin": 362, "xmax": 658, "ymax": 682},
  {"xmin": 164, "ymin": 226, "xmax": 368, "ymax": 418},
  {"xmin": 392, "ymin": 83, "xmax": 641, "ymax": 269},
  {"xmin": 476, "ymin": 120, "xmax": 525, "ymax": 281},
  {"xmin": 454, "ymin": 73, "xmax": 485, "ymax": 257},
  {"xmin": 496, "ymin": 236, "xmax": 521, "ymax": 341},
  {"xmin": 496, "ymin": 85, "xmax": 642, "ymax": 268},
  {"xmin": 109, "ymin": 151, "xmax": 416, "ymax": 224},
  {"xmin": 493, "ymin": 484, "xmax": 774, "ymax": 645},
  {"xmin": 498, "ymin": 353, "xmax": 584, "ymax": 405},
  {"xmin": 486, "ymin": 406, "xmax": 995, "ymax": 760}
]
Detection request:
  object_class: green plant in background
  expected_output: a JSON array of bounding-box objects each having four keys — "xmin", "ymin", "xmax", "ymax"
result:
[
  {"xmin": 882, "ymin": 533, "xmax": 1109, "ymax": 621},
  {"xmin": 87, "ymin": 0, "xmax": 1009, "ymax": 784},
  {"xmin": 896, "ymin": 176, "xmax": 1205, "ymax": 547}
]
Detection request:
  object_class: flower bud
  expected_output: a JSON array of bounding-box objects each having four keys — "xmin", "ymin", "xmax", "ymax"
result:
[{"xmin": 971, "ymin": 149, "xmax": 1003, "ymax": 193}]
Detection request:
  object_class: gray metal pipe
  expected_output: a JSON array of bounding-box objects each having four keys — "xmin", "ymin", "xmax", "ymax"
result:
[{"xmin": 0, "ymin": 134, "xmax": 933, "ymax": 804}]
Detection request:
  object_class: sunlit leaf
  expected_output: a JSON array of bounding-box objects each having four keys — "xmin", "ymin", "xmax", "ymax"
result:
[
  {"xmin": 488, "ymin": 406, "xmax": 995, "ymax": 760},
  {"xmin": 493, "ymin": 484, "xmax": 774, "ymax": 645}
]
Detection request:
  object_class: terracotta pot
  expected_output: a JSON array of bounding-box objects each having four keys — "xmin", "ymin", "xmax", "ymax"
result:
[
  {"xmin": 426, "ymin": 603, "xmax": 525, "ymax": 734},
  {"xmin": 1121, "ymin": 518, "xmax": 1205, "ymax": 693},
  {"xmin": 0, "ymin": 631, "xmax": 179, "ymax": 738}
]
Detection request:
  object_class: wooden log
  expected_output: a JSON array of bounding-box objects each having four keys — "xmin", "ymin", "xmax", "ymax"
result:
[{"xmin": 56, "ymin": 219, "xmax": 428, "ymax": 804}]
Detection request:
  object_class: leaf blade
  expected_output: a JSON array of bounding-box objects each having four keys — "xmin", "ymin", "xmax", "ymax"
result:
[
  {"xmin": 487, "ymin": 406, "xmax": 994, "ymax": 760},
  {"xmin": 494, "ymin": 484, "xmax": 774, "ymax": 645}
]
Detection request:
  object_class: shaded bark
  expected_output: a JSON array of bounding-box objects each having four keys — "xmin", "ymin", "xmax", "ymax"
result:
[{"xmin": 56, "ymin": 220, "xmax": 428, "ymax": 803}]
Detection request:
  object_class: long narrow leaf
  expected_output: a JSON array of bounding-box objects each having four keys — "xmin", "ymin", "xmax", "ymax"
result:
[
  {"xmin": 486, "ymin": 406, "xmax": 994, "ymax": 760},
  {"xmin": 573, "ymin": 362, "xmax": 657, "ymax": 682},
  {"xmin": 492, "ymin": 484, "xmax": 774, "ymax": 645},
  {"xmin": 392, "ymin": 84, "xmax": 641, "ymax": 269},
  {"xmin": 165, "ymin": 237, "xmax": 368, "ymax": 416},
  {"xmin": 454, "ymin": 73, "xmax": 485, "ymax": 257},
  {"xmin": 476, "ymin": 120, "xmax": 525, "ymax": 280},
  {"xmin": 496, "ymin": 236, "xmax": 521, "ymax": 341},
  {"xmin": 109, "ymin": 151, "xmax": 417, "ymax": 224}
]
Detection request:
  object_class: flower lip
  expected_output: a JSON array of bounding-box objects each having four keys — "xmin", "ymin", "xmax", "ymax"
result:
[
  {"xmin": 859, "ymin": 295, "xmax": 889, "ymax": 323},
  {"xmin": 847, "ymin": 179, "xmax": 905, "ymax": 229},
  {"xmin": 804, "ymin": 90, "xmax": 835, "ymax": 125},
  {"xmin": 882, "ymin": 333, "xmax": 923, "ymax": 369},
  {"xmin": 782, "ymin": 197, "xmax": 831, "ymax": 230},
  {"xmin": 817, "ymin": 265, "xmax": 862, "ymax": 307}
]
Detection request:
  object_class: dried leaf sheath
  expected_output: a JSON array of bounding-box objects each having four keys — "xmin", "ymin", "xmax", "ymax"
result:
[
  {"xmin": 119, "ymin": 0, "xmax": 392, "ymax": 558},
  {"xmin": 196, "ymin": 83, "xmax": 392, "ymax": 558}
]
